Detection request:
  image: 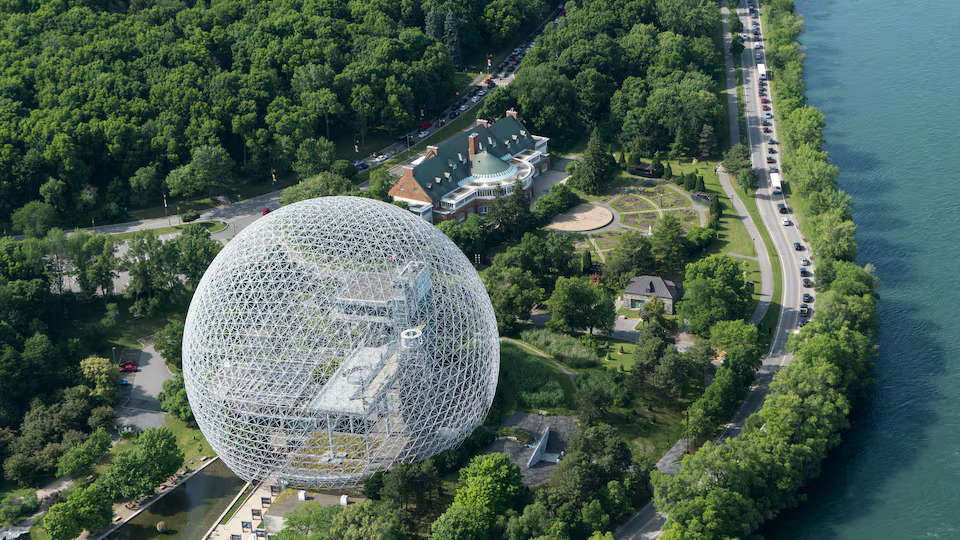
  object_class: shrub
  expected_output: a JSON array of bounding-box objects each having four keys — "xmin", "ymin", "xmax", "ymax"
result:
[
  {"xmin": 520, "ymin": 328, "xmax": 599, "ymax": 369},
  {"xmin": 182, "ymin": 210, "xmax": 200, "ymax": 222}
]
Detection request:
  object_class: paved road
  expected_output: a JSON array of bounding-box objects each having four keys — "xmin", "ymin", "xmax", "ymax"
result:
[{"xmin": 615, "ymin": 1, "xmax": 816, "ymax": 537}]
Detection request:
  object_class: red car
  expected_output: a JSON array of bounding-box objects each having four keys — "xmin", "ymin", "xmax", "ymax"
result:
[
  {"xmin": 418, "ymin": 121, "xmax": 432, "ymax": 130},
  {"xmin": 120, "ymin": 362, "xmax": 137, "ymax": 373},
  {"xmin": 763, "ymin": 127, "xmax": 773, "ymax": 133},
  {"xmin": 762, "ymin": 105, "xmax": 772, "ymax": 111},
  {"xmin": 760, "ymin": 97, "xmax": 769, "ymax": 103},
  {"xmin": 261, "ymin": 207, "xmax": 271, "ymax": 216}
]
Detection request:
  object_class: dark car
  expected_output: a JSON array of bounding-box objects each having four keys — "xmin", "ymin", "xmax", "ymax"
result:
[
  {"xmin": 766, "ymin": 156, "xmax": 776, "ymax": 163},
  {"xmin": 448, "ymin": 111, "xmax": 459, "ymax": 120},
  {"xmin": 802, "ymin": 278, "xmax": 813, "ymax": 288},
  {"xmin": 261, "ymin": 207, "xmax": 271, "ymax": 216},
  {"xmin": 354, "ymin": 160, "xmax": 369, "ymax": 171},
  {"xmin": 798, "ymin": 319, "xmax": 808, "ymax": 327},
  {"xmin": 799, "ymin": 304, "xmax": 810, "ymax": 317},
  {"xmin": 803, "ymin": 293, "xmax": 814, "ymax": 303},
  {"xmin": 778, "ymin": 203, "xmax": 787, "ymax": 213},
  {"xmin": 761, "ymin": 120, "xmax": 771, "ymax": 126},
  {"xmin": 506, "ymin": 65, "xmax": 515, "ymax": 72},
  {"xmin": 800, "ymin": 267, "xmax": 811, "ymax": 277},
  {"xmin": 768, "ymin": 165, "xmax": 779, "ymax": 173},
  {"xmin": 768, "ymin": 148, "xmax": 777, "ymax": 154},
  {"xmin": 794, "ymin": 242, "xmax": 803, "ymax": 251},
  {"xmin": 763, "ymin": 127, "xmax": 773, "ymax": 134}
]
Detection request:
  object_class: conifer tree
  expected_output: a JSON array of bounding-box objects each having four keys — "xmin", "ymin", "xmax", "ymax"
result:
[{"xmin": 444, "ymin": 11, "xmax": 462, "ymax": 70}]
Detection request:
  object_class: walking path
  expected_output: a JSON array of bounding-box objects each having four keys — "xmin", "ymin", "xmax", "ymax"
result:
[
  {"xmin": 500, "ymin": 337, "xmax": 578, "ymax": 392},
  {"xmin": 717, "ymin": 165, "xmax": 773, "ymax": 325}
]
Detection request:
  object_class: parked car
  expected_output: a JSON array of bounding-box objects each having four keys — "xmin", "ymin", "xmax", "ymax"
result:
[
  {"xmin": 768, "ymin": 147, "xmax": 777, "ymax": 154},
  {"xmin": 261, "ymin": 207, "xmax": 271, "ymax": 216},
  {"xmin": 763, "ymin": 127, "xmax": 773, "ymax": 134},
  {"xmin": 768, "ymin": 165, "xmax": 779, "ymax": 173},
  {"xmin": 798, "ymin": 319, "xmax": 808, "ymax": 328},
  {"xmin": 448, "ymin": 111, "xmax": 460, "ymax": 120},
  {"xmin": 802, "ymin": 278, "xmax": 813, "ymax": 288},
  {"xmin": 781, "ymin": 218, "xmax": 791, "ymax": 226},
  {"xmin": 460, "ymin": 104, "xmax": 469, "ymax": 111},
  {"xmin": 354, "ymin": 160, "xmax": 369, "ymax": 171},
  {"xmin": 803, "ymin": 293, "xmax": 814, "ymax": 302},
  {"xmin": 755, "ymin": 43, "xmax": 763, "ymax": 49},
  {"xmin": 799, "ymin": 304, "xmax": 810, "ymax": 317},
  {"xmin": 760, "ymin": 97, "xmax": 770, "ymax": 103},
  {"xmin": 778, "ymin": 203, "xmax": 788, "ymax": 213},
  {"xmin": 766, "ymin": 156, "xmax": 777, "ymax": 163},
  {"xmin": 767, "ymin": 138, "xmax": 778, "ymax": 144},
  {"xmin": 800, "ymin": 257, "xmax": 810, "ymax": 266},
  {"xmin": 765, "ymin": 113, "xmax": 774, "ymax": 119},
  {"xmin": 762, "ymin": 105, "xmax": 772, "ymax": 111},
  {"xmin": 418, "ymin": 121, "xmax": 432, "ymax": 130},
  {"xmin": 417, "ymin": 130, "xmax": 429, "ymax": 138},
  {"xmin": 761, "ymin": 120, "xmax": 771, "ymax": 126},
  {"xmin": 506, "ymin": 65, "xmax": 515, "ymax": 72},
  {"xmin": 471, "ymin": 95, "xmax": 480, "ymax": 103},
  {"xmin": 794, "ymin": 242, "xmax": 804, "ymax": 251},
  {"xmin": 800, "ymin": 267, "xmax": 812, "ymax": 277},
  {"xmin": 120, "ymin": 362, "xmax": 137, "ymax": 373}
]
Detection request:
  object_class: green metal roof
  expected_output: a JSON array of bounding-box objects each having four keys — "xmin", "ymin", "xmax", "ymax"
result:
[
  {"xmin": 471, "ymin": 151, "xmax": 513, "ymax": 177},
  {"xmin": 410, "ymin": 116, "xmax": 535, "ymax": 201}
]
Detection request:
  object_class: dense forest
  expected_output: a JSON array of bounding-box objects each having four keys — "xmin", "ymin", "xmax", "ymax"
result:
[
  {"xmin": 0, "ymin": 0, "xmax": 550, "ymax": 227},
  {"xmin": 477, "ymin": 0, "xmax": 723, "ymax": 153}
]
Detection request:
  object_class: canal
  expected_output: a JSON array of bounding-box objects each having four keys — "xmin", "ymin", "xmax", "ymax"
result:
[{"xmin": 106, "ymin": 459, "xmax": 245, "ymax": 539}]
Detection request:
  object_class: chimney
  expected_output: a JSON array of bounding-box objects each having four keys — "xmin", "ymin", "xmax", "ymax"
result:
[
  {"xmin": 648, "ymin": 281, "xmax": 655, "ymax": 293},
  {"xmin": 476, "ymin": 118, "xmax": 490, "ymax": 128},
  {"xmin": 505, "ymin": 108, "xmax": 518, "ymax": 119},
  {"xmin": 426, "ymin": 145, "xmax": 439, "ymax": 158},
  {"xmin": 467, "ymin": 133, "xmax": 479, "ymax": 157}
]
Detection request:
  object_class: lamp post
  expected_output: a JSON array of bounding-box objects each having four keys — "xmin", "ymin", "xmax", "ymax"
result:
[{"xmin": 112, "ymin": 346, "xmax": 117, "ymax": 364}]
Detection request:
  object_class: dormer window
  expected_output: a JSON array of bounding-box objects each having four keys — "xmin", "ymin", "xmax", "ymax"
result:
[
  {"xmin": 520, "ymin": 130, "xmax": 527, "ymax": 136},
  {"xmin": 435, "ymin": 177, "xmax": 441, "ymax": 183},
  {"xmin": 444, "ymin": 172, "xmax": 451, "ymax": 178}
]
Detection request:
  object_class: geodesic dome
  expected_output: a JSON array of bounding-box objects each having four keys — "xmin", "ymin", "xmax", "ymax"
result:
[{"xmin": 182, "ymin": 196, "xmax": 499, "ymax": 488}]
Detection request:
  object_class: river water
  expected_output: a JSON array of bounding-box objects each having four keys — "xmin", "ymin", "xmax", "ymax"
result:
[
  {"xmin": 762, "ymin": 0, "xmax": 960, "ymax": 538},
  {"xmin": 107, "ymin": 459, "xmax": 245, "ymax": 539}
]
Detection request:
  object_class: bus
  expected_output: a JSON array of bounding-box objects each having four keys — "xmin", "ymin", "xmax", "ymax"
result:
[
  {"xmin": 757, "ymin": 63, "xmax": 767, "ymax": 81},
  {"xmin": 770, "ymin": 172, "xmax": 782, "ymax": 194}
]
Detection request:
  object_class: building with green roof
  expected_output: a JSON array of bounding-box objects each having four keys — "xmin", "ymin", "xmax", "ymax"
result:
[{"xmin": 389, "ymin": 109, "xmax": 550, "ymax": 222}]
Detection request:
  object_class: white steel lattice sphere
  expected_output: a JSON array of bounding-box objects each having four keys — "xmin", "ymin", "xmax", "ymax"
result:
[{"xmin": 182, "ymin": 196, "xmax": 499, "ymax": 488}]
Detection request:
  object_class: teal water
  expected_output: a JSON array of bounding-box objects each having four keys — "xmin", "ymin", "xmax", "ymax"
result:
[
  {"xmin": 108, "ymin": 459, "xmax": 245, "ymax": 539},
  {"xmin": 763, "ymin": 0, "xmax": 960, "ymax": 538}
]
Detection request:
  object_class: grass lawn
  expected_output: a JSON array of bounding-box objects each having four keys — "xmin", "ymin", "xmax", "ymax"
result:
[
  {"xmin": 65, "ymin": 294, "xmax": 191, "ymax": 352},
  {"xmin": 702, "ymin": 168, "xmax": 757, "ymax": 258},
  {"xmin": 112, "ymin": 220, "xmax": 226, "ymax": 241},
  {"xmin": 739, "ymin": 192, "xmax": 783, "ymax": 348},
  {"xmin": 616, "ymin": 306, "xmax": 643, "ymax": 319},
  {"xmin": 609, "ymin": 385, "xmax": 691, "ymax": 457},
  {"xmin": 165, "ymin": 416, "xmax": 216, "ymax": 466}
]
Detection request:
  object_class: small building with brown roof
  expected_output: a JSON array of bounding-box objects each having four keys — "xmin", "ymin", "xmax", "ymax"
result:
[
  {"xmin": 623, "ymin": 276, "xmax": 680, "ymax": 315},
  {"xmin": 389, "ymin": 109, "xmax": 549, "ymax": 223}
]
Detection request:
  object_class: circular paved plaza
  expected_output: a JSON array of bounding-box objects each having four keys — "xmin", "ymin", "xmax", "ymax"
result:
[{"xmin": 546, "ymin": 203, "xmax": 614, "ymax": 232}]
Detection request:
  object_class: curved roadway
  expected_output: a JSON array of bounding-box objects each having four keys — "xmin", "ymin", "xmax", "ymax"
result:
[{"xmin": 615, "ymin": 0, "xmax": 816, "ymax": 537}]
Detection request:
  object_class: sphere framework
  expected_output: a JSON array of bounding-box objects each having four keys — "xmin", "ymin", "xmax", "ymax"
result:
[{"xmin": 182, "ymin": 197, "xmax": 499, "ymax": 488}]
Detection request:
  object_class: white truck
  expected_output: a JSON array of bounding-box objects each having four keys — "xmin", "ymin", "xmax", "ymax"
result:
[
  {"xmin": 770, "ymin": 172, "xmax": 782, "ymax": 194},
  {"xmin": 757, "ymin": 63, "xmax": 767, "ymax": 80}
]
